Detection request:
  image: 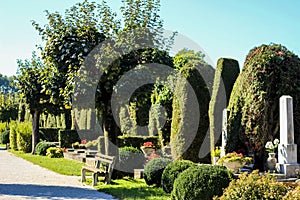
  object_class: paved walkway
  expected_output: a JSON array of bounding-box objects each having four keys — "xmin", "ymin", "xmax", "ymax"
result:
[{"xmin": 0, "ymin": 149, "xmax": 118, "ymax": 200}]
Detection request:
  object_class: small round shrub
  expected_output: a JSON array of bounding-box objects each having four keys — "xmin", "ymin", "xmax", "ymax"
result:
[
  {"xmin": 46, "ymin": 147, "xmax": 64, "ymax": 158},
  {"xmin": 35, "ymin": 141, "xmax": 56, "ymax": 156},
  {"xmin": 171, "ymin": 164, "xmax": 232, "ymax": 200},
  {"xmin": 217, "ymin": 170, "xmax": 288, "ymax": 200},
  {"xmin": 144, "ymin": 157, "xmax": 172, "ymax": 187},
  {"xmin": 119, "ymin": 146, "xmax": 144, "ymax": 174},
  {"xmin": 161, "ymin": 160, "xmax": 194, "ymax": 193},
  {"xmin": 0, "ymin": 130, "xmax": 10, "ymax": 144}
]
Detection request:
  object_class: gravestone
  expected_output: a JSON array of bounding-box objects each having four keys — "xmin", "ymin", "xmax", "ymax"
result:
[
  {"xmin": 276, "ymin": 96, "xmax": 300, "ymax": 177},
  {"xmin": 221, "ymin": 109, "xmax": 229, "ymax": 157}
]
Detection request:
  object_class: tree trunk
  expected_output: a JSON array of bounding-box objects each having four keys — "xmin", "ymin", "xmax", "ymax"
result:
[
  {"xmin": 64, "ymin": 109, "xmax": 72, "ymax": 129},
  {"xmin": 31, "ymin": 110, "xmax": 40, "ymax": 154}
]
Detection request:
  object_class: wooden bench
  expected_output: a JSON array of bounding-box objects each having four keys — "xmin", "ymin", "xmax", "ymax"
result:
[{"xmin": 81, "ymin": 153, "xmax": 115, "ymax": 186}]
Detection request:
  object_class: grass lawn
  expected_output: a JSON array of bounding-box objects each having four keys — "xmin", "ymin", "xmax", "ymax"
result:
[
  {"xmin": 0, "ymin": 144, "xmax": 6, "ymax": 148},
  {"xmin": 95, "ymin": 177, "xmax": 170, "ymax": 200},
  {"xmin": 9, "ymin": 150, "xmax": 84, "ymax": 176}
]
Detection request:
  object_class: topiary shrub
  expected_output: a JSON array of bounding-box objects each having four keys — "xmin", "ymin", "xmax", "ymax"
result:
[
  {"xmin": 161, "ymin": 160, "xmax": 194, "ymax": 193},
  {"xmin": 171, "ymin": 164, "xmax": 232, "ymax": 200},
  {"xmin": 227, "ymin": 44, "xmax": 300, "ymax": 168},
  {"xmin": 144, "ymin": 157, "xmax": 172, "ymax": 187},
  {"xmin": 0, "ymin": 130, "xmax": 10, "ymax": 144},
  {"xmin": 16, "ymin": 122, "xmax": 32, "ymax": 153},
  {"xmin": 216, "ymin": 170, "xmax": 288, "ymax": 200},
  {"xmin": 39, "ymin": 128, "xmax": 60, "ymax": 142},
  {"xmin": 58, "ymin": 129, "xmax": 80, "ymax": 148},
  {"xmin": 118, "ymin": 146, "xmax": 144, "ymax": 174},
  {"xmin": 35, "ymin": 141, "xmax": 56, "ymax": 156},
  {"xmin": 9, "ymin": 121, "xmax": 18, "ymax": 150},
  {"xmin": 170, "ymin": 50, "xmax": 214, "ymax": 163},
  {"xmin": 46, "ymin": 147, "xmax": 64, "ymax": 158},
  {"xmin": 209, "ymin": 58, "xmax": 239, "ymax": 162}
]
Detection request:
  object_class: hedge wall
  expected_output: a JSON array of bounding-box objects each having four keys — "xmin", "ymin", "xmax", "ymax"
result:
[
  {"xmin": 58, "ymin": 130, "xmax": 80, "ymax": 148},
  {"xmin": 40, "ymin": 128, "xmax": 60, "ymax": 142}
]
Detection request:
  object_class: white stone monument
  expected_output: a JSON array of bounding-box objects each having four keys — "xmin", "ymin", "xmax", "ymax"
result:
[
  {"xmin": 220, "ymin": 109, "xmax": 229, "ymax": 157},
  {"xmin": 277, "ymin": 95, "xmax": 300, "ymax": 177}
]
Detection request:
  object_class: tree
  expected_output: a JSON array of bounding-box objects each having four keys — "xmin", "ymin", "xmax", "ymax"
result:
[
  {"xmin": 15, "ymin": 52, "xmax": 51, "ymax": 154},
  {"xmin": 0, "ymin": 91, "xmax": 18, "ymax": 123}
]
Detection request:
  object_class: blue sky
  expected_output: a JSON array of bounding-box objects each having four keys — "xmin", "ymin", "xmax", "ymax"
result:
[{"xmin": 1, "ymin": 0, "xmax": 300, "ymax": 76}]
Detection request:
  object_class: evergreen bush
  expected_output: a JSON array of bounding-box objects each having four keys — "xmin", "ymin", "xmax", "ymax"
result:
[
  {"xmin": 171, "ymin": 165, "xmax": 232, "ymax": 200},
  {"xmin": 226, "ymin": 44, "xmax": 300, "ymax": 166},
  {"xmin": 16, "ymin": 122, "xmax": 32, "ymax": 153},
  {"xmin": 216, "ymin": 171, "xmax": 288, "ymax": 200},
  {"xmin": 35, "ymin": 141, "xmax": 56, "ymax": 156},
  {"xmin": 161, "ymin": 160, "xmax": 194, "ymax": 193},
  {"xmin": 58, "ymin": 129, "xmax": 80, "ymax": 148},
  {"xmin": 9, "ymin": 121, "xmax": 18, "ymax": 150},
  {"xmin": 144, "ymin": 157, "xmax": 172, "ymax": 187},
  {"xmin": 39, "ymin": 128, "xmax": 60, "ymax": 142},
  {"xmin": 0, "ymin": 130, "xmax": 10, "ymax": 144}
]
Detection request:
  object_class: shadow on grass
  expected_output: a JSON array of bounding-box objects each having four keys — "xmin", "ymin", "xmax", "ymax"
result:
[{"xmin": 0, "ymin": 183, "xmax": 117, "ymax": 199}]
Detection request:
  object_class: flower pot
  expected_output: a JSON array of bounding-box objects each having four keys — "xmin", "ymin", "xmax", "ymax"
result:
[
  {"xmin": 267, "ymin": 152, "xmax": 277, "ymax": 172},
  {"xmin": 223, "ymin": 160, "xmax": 245, "ymax": 173}
]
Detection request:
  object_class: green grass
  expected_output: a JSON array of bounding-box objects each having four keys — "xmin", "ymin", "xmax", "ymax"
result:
[
  {"xmin": 95, "ymin": 177, "xmax": 170, "ymax": 200},
  {"xmin": 9, "ymin": 150, "xmax": 84, "ymax": 176},
  {"xmin": 0, "ymin": 144, "xmax": 6, "ymax": 148}
]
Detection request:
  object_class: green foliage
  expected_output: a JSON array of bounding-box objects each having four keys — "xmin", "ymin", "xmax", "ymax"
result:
[
  {"xmin": 161, "ymin": 160, "xmax": 194, "ymax": 193},
  {"xmin": 0, "ymin": 122, "xmax": 7, "ymax": 133},
  {"xmin": 0, "ymin": 130, "xmax": 10, "ymax": 144},
  {"xmin": 144, "ymin": 157, "xmax": 172, "ymax": 187},
  {"xmin": 9, "ymin": 121, "xmax": 18, "ymax": 150},
  {"xmin": 217, "ymin": 171, "xmax": 288, "ymax": 200},
  {"xmin": 171, "ymin": 165, "xmax": 232, "ymax": 200},
  {"xmin": 0, "ymin": 92, "xmax": 18, "ymax": 122},
  {"xmin": 46, "ymin": 147, "xmax": 64, "ymax": 158},
  {"xmin": 0, "ymin": 74, "xmax": 16, "ymax": 93},
  {"xmin": 118, "ymin": 146, "xmax": 144, "ymax": 174},
  {"xmin": 170, "ymin": 49, "xmax": 214, "ymax": 163},
  {"xmin": 226, "ymin": 44, "xmax": 300, "ymax": 164},
  {"xmin": 209, "ymin": 58, "xmax": 239, "ymax": 161},
  {"xmin": 35, "ymin": 141, "xmax": 56, "ymax": 156},
  {"xmin": 39, "ymin": 128, "xmax": 60, "ymax": 142},
  {"xmin": 16, "ymin": 122, "xmax": 32, "ymax": 153},
  {"xmin": 58, "ymin": 129, "xmax": 80, "ymax": 148}
]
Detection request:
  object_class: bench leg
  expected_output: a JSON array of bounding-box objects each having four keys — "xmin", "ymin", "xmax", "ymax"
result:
[
  {"xmin": 92, "ymin": 172, "xmax": 98, "ymax": 186},
  {"xmin": 81, "ymin": 168, "xmax": 86, "ymax": 183}
]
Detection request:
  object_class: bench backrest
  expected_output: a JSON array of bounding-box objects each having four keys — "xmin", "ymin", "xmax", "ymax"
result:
[{"xmin": 94, "ymin": 153, "xmax": 115, "ymax": 173}]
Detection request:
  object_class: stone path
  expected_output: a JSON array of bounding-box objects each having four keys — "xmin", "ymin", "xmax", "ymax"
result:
[{"xmin": 0, "ymin": 149, "xmax": 118, "ymax": 200}]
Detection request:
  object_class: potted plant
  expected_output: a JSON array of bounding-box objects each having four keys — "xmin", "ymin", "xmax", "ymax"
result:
[
  {"xmin": 218, "ymin": 152, "xmax": 252, "ymax": 173},
  {"xmin": 141, "ymin": 141, "xmax": 156, "ymax": 156},
  {"xmin": 265, "ymin": 138, "xmax": 279, "ymax": 172},
  {"xmin": 212, "ymin": 146, "xmax": 221, "ymax": 165}
]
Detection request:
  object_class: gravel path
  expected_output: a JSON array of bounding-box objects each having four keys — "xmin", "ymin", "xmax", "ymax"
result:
[{"xmin": 0, "ymin": 149, "xmax": 118, "ymax": 200}]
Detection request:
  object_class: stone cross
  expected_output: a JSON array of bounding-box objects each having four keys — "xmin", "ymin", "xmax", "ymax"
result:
[
  {"xmin": 221, "ymin": 109, "xmax": 229, "ymax": 157},
  {"xmin": 277, "ymin": 95, "xmax": 300, "ymax": 177}
]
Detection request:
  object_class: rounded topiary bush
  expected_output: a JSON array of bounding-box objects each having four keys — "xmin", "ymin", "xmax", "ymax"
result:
[
  {"xmin": 119, "ymin": 146, "xmax": 144, "ymax": 174},
  {"xmin": 216, "ymin": 171, "xmax": 288, "ymax": 200},
  {"xmin": 46, "ymin": 147, "xmax": 64, "ymax": 158},
  {"xmin": 144, "ymin": 157, "xmax": 172, "ymax": 187},
  {"xmin": 35, "ymin": 141, "xmax": 56, "ymax": 156},
  {"xmin": 171, "ymin": 164, "xmax": 232, "ymax": 200},
  {"xmin": 161, "ymin": 160, "xmax": 194, "ymax": 193},
  {"xmin": 0, "ymin": 130, "xmax": 10, "ymax": 144}
]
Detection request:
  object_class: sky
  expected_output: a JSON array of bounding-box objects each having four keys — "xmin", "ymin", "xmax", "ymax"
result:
[{"xmin": 1, "ymin": 0, "xmax": 300, "ymax": 77}]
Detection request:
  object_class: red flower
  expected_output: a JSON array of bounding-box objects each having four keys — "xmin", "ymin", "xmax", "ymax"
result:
[
  {"xmin": 142, "ymin": 142, "xmax": 154, "ymax": 147},
  {"xmin": 81, "ymin": 139, "xmax": 87, "ymax": 145}
]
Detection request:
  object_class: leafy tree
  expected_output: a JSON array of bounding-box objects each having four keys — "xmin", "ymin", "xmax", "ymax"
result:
[
  {"xmin": 0, "ymin": 92, "xmax": 18, "ymax": 123},
  {"xmin": 15, "ymin": 52, "xmax": 51, "ymax": 154},
  {"xmin": 0, "ymin": 74, "xmax": 15, "ymax": 93}
]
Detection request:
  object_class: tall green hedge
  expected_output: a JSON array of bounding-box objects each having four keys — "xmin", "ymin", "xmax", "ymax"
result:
[
  {"xmin": 39, "ymin": 128, "xmax": 60, "ymax": 142},
  {"xmin": 9, "ymin": 121, "xmax": 18, "ymax": 150},
  {"xmin": 209, "ymin": 58, "xmax": 239, "ymax": 162},
  {"xmin": 227, "ymin": 44, "xmax": 300, "ymax": 167},
  {"xmin": 16, "ymin": 122, "xmax": 32, "ymax": 153},
  {"xmin": 170, "ymin": 63, "xmax": 212, "ymax": 163}
]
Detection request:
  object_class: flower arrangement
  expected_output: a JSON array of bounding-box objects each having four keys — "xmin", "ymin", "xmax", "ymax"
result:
[
  {"xmin": 218, "ymin": 152, "xmax": 252, "ymax": 165},
  {"xmin": 265, "ymin": 139, "xmax": 279, "ymax": 153},
  {"xmin": 142, "ymin": 141, "xmax": 155, "ymax": 148}
]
